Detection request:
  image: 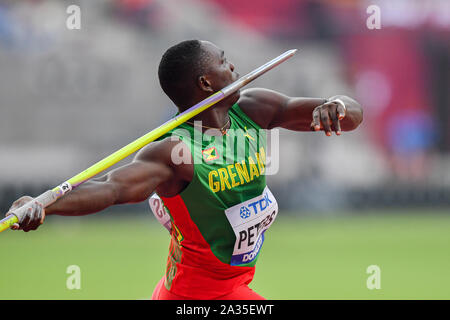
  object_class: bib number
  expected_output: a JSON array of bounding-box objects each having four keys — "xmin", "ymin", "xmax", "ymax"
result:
[{"xmin": 225, "ymin": 186, "xmax": 278, "ymax": 266}]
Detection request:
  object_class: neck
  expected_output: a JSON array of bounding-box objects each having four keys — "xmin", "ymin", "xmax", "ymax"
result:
[{"xmin": 180, "ymin": 98, "xmax": 235, "ymax": 132}]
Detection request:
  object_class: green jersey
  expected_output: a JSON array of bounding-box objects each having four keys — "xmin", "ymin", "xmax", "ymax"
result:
[{"xmin": 149, "ymin": 103, "xmax": 278, "ymax": 298}]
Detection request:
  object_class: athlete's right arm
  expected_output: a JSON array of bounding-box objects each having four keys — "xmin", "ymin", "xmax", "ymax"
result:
[{"xmin": 6, "ymin": 139, "xmax": 179, "ymax": 232}]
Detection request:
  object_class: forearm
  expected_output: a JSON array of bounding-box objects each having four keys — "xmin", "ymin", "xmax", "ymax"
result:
[
  {"xmin": 7, "ymin": 144, "xmax": 174, "ymax": 231},
  {"xmin": 45, "ymin": 178, "xmax": 118, "ymax": 216},
  {"xmin": 280, "ymin": 95, "xmax": 363, "ymax": 131},
  {"xmin": 276, "ymin": 97, "xmax": 327, "ymax": 130}
]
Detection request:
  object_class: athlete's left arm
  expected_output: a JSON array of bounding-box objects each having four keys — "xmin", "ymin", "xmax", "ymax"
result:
[{"xmin": 238, "ymin": 88, "xmax": 363, "ymax": 135}]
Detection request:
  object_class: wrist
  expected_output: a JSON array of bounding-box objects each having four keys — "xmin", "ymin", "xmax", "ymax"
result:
[{"xmin": 327, "ymin": 97, "xmax": 346, "ymax": 112}]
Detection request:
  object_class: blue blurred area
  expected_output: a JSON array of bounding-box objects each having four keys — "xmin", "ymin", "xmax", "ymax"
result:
[
  {"xmin": 0, "ymin": 5, "xmax": 15, "ymax": 46},
  {"xmin": 388, "ymin": 110, "xmax": 435, "ymax": 155}
]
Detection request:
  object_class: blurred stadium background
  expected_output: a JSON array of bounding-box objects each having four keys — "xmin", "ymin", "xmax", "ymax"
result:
[{"xmin": 0, "ymin": 0, "xmax": 449, "ymax": 299}]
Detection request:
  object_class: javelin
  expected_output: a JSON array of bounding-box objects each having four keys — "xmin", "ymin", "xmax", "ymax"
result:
[{"xmin": 0, "ymin": 49, "xmax": 297, "ymax": 232}]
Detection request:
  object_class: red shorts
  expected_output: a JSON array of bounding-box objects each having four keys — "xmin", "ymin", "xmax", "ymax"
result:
[{"xmin": 151, "ymin": 277, "xmax": 265, "ymax": 300}]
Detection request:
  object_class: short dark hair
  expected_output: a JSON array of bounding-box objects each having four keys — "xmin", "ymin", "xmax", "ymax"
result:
[{"xmin": 158, "ymin": 40, "xmax": 209, "ymax": 108}]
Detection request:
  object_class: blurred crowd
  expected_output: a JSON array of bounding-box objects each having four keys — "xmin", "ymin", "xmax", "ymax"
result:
[{"xmin": 0, "ymin": 0, "xmax": 449, "ymax": 213}]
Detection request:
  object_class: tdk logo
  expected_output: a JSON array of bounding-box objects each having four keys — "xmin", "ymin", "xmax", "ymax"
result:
[
  {"xmin": 239, "ymin": 192, "xmax": 273, "ymax": 219},
  {"xmin": 240, "ymin": 206, "xmax": 251, "ymax": 219},
  {"xmin": 248, "ymin": 192, "xmax": 272, "ymax": 214}
]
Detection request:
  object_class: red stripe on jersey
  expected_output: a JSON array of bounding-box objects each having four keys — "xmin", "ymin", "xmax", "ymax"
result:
[{"xmin": 160, "ymin": 194, "xmax": 255, "ymax": 299}]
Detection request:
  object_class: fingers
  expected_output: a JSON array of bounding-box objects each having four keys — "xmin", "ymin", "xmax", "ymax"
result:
[
  {"xmin": 22, "ymin": 202, "xmax": 44, "ymax": 232},
  {"xmin": 20, "ymin": 215, "xmax": 31, "ymax": 232},
  {"xmin": 39, "ymin": 203, "xmax": 46, "ymax": 225},
  {"xmin": 320, "ymin": 107, "xmax": 332, "ymax": 136},
  {"xmin": 336, "ymin": 103, "xmax": 346, "ymax": 120},
  {"xmin": 329, "ymin": 104, "xmax": 341, "ymax": 136},
  {"xmin": 312, "ymin": 101, "xmax": 345, "ymax": 136},
  {"xmin": 311, "ymin": 107, "xmax": 321, "ymax": 131}
]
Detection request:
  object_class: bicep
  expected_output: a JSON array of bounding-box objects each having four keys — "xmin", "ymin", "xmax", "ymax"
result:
[
  {"xmin": 106, "ymin": 158, "xmax": 173, "ymax": 204},
  {"xmin": 239, "ymin": 88, "xmax": 288, "ymax": 129}
]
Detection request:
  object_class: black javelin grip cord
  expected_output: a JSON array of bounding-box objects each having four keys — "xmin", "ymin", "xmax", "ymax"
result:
[{"xmin": 0, "ymin": 48, "xmax": 298, "ymax": 232}]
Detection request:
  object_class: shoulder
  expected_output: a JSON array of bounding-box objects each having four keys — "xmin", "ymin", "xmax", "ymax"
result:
[
  {"xmin": 134, "ymin": 136, "xmax": 193, "ymax": 182},
  {"xmin": 237, "ymin": 88, "xmax": 289, "ymax": 129},
  {"xmin": 134, "ymin": 136, "xmax": 188, "ymax": 166}
]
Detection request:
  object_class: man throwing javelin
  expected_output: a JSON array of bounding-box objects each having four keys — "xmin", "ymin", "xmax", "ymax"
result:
[{"xmin": 7, "ymin": 40, "xmax": 363, "ymax": 299}]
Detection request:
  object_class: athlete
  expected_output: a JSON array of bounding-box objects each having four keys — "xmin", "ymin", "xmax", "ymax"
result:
[{"xmin": 6, "ymin": 40, "xmax": 363, "ymax": 300}]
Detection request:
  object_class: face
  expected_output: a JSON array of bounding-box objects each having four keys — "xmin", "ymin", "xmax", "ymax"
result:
[{"xmin": 199, "ymin": 41, "xmax": 240, "ymax": 97}]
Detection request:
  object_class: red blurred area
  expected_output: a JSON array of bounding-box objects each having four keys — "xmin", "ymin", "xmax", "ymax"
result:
[{"xmin": 116, "ymin": 0, "xmax": 155, "ymax": 10}]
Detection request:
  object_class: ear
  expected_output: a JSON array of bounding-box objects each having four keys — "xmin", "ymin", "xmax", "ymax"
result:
[{"xmin": 197, "ymin": 75, "xmax": 214, "ymax": 93}]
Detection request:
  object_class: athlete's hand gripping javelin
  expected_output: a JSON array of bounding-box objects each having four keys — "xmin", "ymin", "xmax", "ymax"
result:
[{"xmin": 6, "ymin": 196, "xmax": 44, "ymax": 232}]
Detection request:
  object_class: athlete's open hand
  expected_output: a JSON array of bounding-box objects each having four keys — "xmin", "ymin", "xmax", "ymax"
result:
[
  {"xmin": 310, "ymin": 99, "xmax": 346, "ymax": 136},
  {"xmin": 6, "ymin": 196, "xmax": 45, "ymax": 232}
]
